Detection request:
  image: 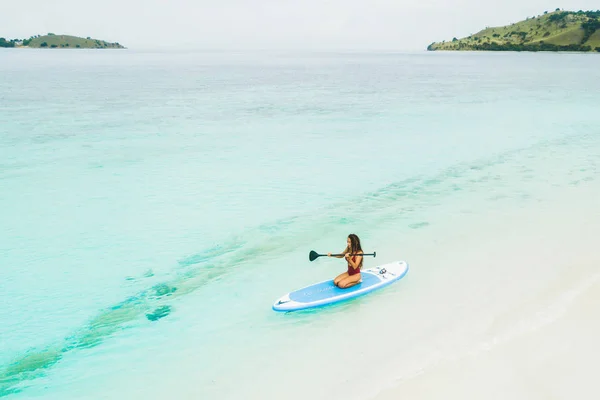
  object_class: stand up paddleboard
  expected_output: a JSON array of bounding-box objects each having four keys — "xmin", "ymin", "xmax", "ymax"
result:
[{"xmin": 272, "ymin": 260, "xmax": 408, "ymax": 312}]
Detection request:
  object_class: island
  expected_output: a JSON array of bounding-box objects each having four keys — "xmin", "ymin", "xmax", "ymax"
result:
[
  {"xmin": 427, "ymin": 10, "xmax": 600, "ymax": 52},
  {"xmin": 0, "ymin": 33, "xmax": 125, "ymax": 49}
]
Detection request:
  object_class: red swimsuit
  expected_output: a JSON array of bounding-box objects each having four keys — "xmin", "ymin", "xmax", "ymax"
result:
[{"xmin": 347, "ymin": 255, "xmax": 361, "ymax": 276}]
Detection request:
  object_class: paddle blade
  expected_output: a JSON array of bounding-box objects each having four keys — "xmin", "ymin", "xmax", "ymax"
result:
[{"xmin": 309, "ymin": 250, "xmax": 320, "ymax": 262}]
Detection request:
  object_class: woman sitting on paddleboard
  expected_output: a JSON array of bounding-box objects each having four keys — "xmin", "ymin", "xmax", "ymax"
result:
[{"xmin": 328, "ymin": 234, "xmax": 363, "ymax": 289}]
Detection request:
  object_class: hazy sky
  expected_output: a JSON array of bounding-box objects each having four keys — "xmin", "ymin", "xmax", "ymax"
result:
[{"xmin": 1, "ymin": 0, "xmax": 599, "ymax": 50}]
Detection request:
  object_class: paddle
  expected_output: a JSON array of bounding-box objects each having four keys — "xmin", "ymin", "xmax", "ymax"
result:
[{"xmin": 309, "ymin": 250, "xmax": 376, "ymax": 262}]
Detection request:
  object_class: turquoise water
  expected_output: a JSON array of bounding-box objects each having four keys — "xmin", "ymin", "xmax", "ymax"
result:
[{"xmin": 1, "ymin": 49, "xmax": 599, "ymax": 399}]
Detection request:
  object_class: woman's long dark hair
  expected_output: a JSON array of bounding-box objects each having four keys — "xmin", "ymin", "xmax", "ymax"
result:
[{"xmin": 347, "ymin": 233, "xmax": 363, "ymax": 268}]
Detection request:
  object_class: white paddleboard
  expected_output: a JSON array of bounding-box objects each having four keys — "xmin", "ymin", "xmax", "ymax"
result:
[{"xmin": 272, "ymin": 260, "xmax": 408, "ymax": 312}]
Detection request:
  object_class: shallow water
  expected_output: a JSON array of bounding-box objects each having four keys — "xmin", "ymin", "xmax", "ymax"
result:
[{"xmin": 1, "ymin": 49, "xmax": 599, "ymax": 399}]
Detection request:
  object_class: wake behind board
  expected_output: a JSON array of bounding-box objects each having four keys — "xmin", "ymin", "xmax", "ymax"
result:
[{"xmin": 272, "ymin": 260, "xmax": 408, "ymax": 312}]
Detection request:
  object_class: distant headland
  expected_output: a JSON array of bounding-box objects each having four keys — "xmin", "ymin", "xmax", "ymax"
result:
[
  {"xmin": 0, "ymin": 33, "xmax": 125, "ymax": 49},
  {"xmin": 427, "ymin": 10, "xmax": 600, "ymax": 52}
]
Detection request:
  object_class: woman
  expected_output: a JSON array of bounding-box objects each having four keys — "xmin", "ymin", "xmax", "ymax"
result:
[{"xmin": 328, "ymin": 234, "xmax": 364, "ymax": 289}]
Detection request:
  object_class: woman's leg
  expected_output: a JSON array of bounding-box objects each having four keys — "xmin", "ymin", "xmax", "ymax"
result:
[
  {"xmin": 334, "ymin": 272, "xmax": 349, "ymax": 286},
  {"xmin": 338, "ymin": 273, "xmax": 361, "ymax": 289}
]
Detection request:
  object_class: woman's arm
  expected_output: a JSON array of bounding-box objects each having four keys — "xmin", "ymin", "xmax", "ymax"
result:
[{"xmin": 345, "ymin": 252, "xmax": 363, "ymax": 270}]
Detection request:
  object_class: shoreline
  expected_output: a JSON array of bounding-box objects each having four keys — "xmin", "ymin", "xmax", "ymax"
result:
[
  {"xmin": 369, "ymin": 182, "xmax": 600, "ymax": 400},
  {"xmin": 373, "ymin": 271, "xmax": 600, "ymax": 400}
]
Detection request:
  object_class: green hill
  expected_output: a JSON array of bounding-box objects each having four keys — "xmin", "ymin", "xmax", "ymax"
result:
[
  {"xmin": 1, "ymin": 33, "xmax": 125, "ymax": 49},
  {"xmin": 428, "ymin": 10, "xmax": 600, "ymax": 52}
]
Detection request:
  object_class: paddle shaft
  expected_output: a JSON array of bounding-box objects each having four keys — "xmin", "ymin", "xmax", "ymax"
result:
[
  {"xmin": 328, "ymin": 253, "xmax": 375, "ymax": 257},
  {"xmin": 309, "ymin": 250, "xmax": 376, "ymax": 261}
]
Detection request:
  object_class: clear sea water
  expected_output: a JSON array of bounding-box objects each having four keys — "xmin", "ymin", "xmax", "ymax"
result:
[{"xmin": 1, "ymin": 49, "xmax": 599, "ymax": 399}]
